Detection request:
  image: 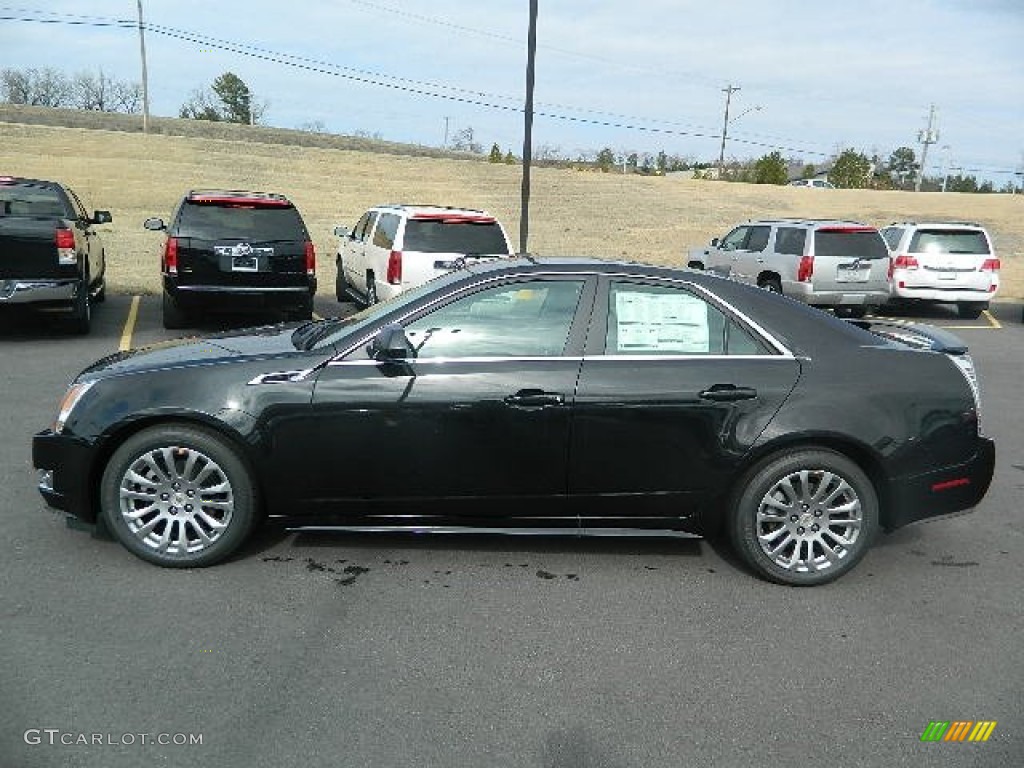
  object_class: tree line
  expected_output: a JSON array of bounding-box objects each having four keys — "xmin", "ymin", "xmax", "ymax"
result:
[{"xmin": 1, "ymin": 67, "xmax": 141, "ymax": 113}]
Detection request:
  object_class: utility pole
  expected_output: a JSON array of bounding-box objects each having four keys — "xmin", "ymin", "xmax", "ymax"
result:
[
  {"xmin": 915, "ymin": 104, "xmax": 939, "ymax": 192},
  {"xmin": 519, "ymin": 0, "xmax": 538, "ymax": 254},
  {"xmin": 940, "ymin": 145, "xmax": 951, "ymax": 193},
  {"xmin": 717, "ymin": 84, "xmax": 739, "ymax": 179},
  {"xmin": 442, "ymin": 116, "xmax": 450, "ymax": 148},
  {"xmin": 136, "ymin": 0, "xmax": 150, "ymax": 134}
]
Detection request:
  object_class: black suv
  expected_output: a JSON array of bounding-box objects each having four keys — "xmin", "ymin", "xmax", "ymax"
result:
[{"xmin": 144, "ymin": 190, "xmax": 316, "ymax": 329}]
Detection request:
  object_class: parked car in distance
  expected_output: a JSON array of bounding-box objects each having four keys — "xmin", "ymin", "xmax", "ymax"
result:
[
  {"xmin": 334, "ymin": 204, "xmax": 514, "ymax": 306},
  {"xmin": 789, "ymin": 179, "xmax": 835, "ymax": 189},
  {"xmin": 0, "ymin": 175, "xmax": 110, "ymax": 333},
  {"xmin": 881, "ymin": 221, "xmax": 999, "ymax": 319},
  {"xmin": 144, "ymin": 190, "xmax": 316, "ymax": 330},
  {"xmin": 33, "ymin": 258, "xmax": 993, "ymax": 586},
  {"xmin": 688, "ymin": 218, "xmax": 892, "ymax": 318}
]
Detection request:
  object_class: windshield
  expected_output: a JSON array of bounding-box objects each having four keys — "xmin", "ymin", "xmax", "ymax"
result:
[
  {"xmin": 294, "ymin": 269, "xmax": 472, "ymax": 350},
  {"xmin": 814, "ymin": 229, "xmax": 889, "ymax": 259},
  {"xmin": 177, "ymin": 201, "xmax": 308, "ymax": 241},
  {"xmin": 909, "ymin": 229, "xmax": 990, "ymax": 255},
  {"xmin": 0, "ymin": 181, "xmax": 68, "ymax": 218},
  {"xmin": 402, "ymin": 219, "xmax": 511, "ymax": 254}
]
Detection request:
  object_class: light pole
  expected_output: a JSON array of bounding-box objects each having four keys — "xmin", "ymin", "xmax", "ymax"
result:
[{"xmin": 717, "ymin": 86, "xmax": 761, "ymax": 179}]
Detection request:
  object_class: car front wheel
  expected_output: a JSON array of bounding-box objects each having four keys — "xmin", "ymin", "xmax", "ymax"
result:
[
  {"xmin": 100, "ymin": 425, "xmax": 257, "ymax": 567},
  {"xmin": 729, "ymin": 449, "xmax": 877, "ymax": 586}
]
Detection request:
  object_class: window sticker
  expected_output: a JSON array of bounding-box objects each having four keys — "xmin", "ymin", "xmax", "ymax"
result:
[{"xmin": 615, "ymin": 290, "xmax": 710, "ymax": 353}]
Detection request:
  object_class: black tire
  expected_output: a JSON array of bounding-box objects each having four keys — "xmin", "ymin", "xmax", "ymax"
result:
[
  {"xmin": 728, "ymin": 448, "xmax": 878, "ymax": 586},
  {"xmin": 162, "ymin": 289, "xmax": 188, "ymax": 330},
  {"xmin": 92, "ymin": 275, "xmax": 107, "ymax": 304},
  {"xmin": 687, "ymin": 261, "xmax": 705, "ymax": 271},
  {"xmin": 957, "ymin": 302, "xmax": 986, "ymax": 320},
  {"xmin": 335, "ymin": 259, "xmax": 349, "ymax": 302},
  {"xmin": 365, "ymin": 274, "xmax": 378, "ymax": 306},
  {"xmin": 846, "ymin": 306, "xmax": 868, "ymax": 319},
  {"xmin": 757, "ymin": 276, "xmax": 783, "ymax": 294},
  {"xmin": 67, "ymin": 280, "xmax": 91, "ymax": 335},
  {"xmin": 287, "ymin": 299, "xmax": 314, "ymax": 322},
  {"xmin": 100, "ymin": 424, "xmax": 257, "ymax": 568}
]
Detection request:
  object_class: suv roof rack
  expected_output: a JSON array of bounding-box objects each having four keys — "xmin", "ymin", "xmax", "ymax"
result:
[
  {"xmin": 888, "ymin": 220, "xmax": 982, "ymax": 228},
  {"xmin": 187, "ymin": 189, "xmax": 290, "ymax": 201},
  {"xmin": 377, "ymin": 203, "xmax": 486, "ymax": 214}
]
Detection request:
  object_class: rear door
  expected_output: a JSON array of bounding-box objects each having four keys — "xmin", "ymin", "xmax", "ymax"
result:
[
  {"xmin": 173, "ymin": 197, "xmax": 309, "ymax": 288},
  {"xmin": 342, "ymin": 211, "xmax": 377, "ymax": 295},
  {"xmin": 908, "ymin": 228, "xmax": 995, "ymax": 292},
  {"xmin": 811, "ymin": 226, "xmax": 891, "ymax": 298},
  {"xmin": 569, "ymin": 277, "xmax": 800, "ymax": 524},
  {"xmin": 398, "ymin": 214, "xmax": 514, "ymax": 288}
]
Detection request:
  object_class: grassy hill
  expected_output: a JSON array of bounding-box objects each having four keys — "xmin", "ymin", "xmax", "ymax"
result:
[{"xmin": 2, "ymin": 106, "xmax": 1021, "ymax": 298}]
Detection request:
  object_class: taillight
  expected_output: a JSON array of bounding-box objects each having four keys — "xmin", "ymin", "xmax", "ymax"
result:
[
  {"xmin": 163, "ymin": 237, "xmax": 179, "ymax": 274},
  {"xmin": 386, "ymin": 250, "xmax": 402, "ymax": 284},
  {"xmin": 887, "ymin": 257, "xmax": 893, "ymax": 281},
  {"xmin": 55, "ymin": 228, "xmax": 76, "ymax": 265},
  {"xmin": 797, "ymin": 255, "xmax": 814, "ymax": 282},
  {"xmin": 892, "ymin": 254, "xmax": 919, "ymax": 270},
  {"xmin": 304, "ymin": 241, "xmax": 316, "ymax": 275},
  {"xmin": 980, "ymin": 258, "xmax": 1000, "ymax": 272}
]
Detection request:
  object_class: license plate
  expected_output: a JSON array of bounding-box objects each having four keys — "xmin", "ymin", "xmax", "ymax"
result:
[
  {"xmin": 836, "ymin": 266, "xmax": 869, "ymax": 283},
  {"xmin": 232, "ymin": 256, "xmax": 258, "ymax": 272},
  {"xmin": 937, "ymin": 272, "xmax": 957, "ymax": 281}
]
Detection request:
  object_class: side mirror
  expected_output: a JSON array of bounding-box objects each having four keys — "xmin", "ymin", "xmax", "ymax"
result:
[
  {"xmin": 368, "ymin": 324, "xmax": 415, "ymax": 361},
  {"xmin": 143, "ymin": 217, "xmax": 166, "ymax": 231},
  {"xmin": 333, "ymin": 225, "xmax": 349, "ymax": 238},
  {"xmin": 710, "ymin": 237, "xmax": 719, "ymax": 247},
  {"xmin": 91, "ymin": 210, "xmax": 112, "ymax": 225}
]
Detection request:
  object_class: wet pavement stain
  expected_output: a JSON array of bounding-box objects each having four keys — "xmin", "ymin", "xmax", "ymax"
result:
[
  {"xmin": 261, "ymin": 556, "xmax": 294, "ymax": 562},
  {"xmin": 536, "ymin": 570, "xmax": 557, "ymax": 580},
  {"xmin": 931, "ymin": 559, "xmax": 979, "ymax": 568}
]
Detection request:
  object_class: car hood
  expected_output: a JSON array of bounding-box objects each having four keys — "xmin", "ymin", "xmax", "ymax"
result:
[{"xmin": 76, "ymin": 323, "xmax": 333, "ymax": 381}]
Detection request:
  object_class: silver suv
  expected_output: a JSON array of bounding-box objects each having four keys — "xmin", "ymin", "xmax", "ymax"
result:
[
  {"xmin": 880, "ymin": 221, "xmax": 998, "ymax": 319},
  {"xmin": 688, "ymin": 219, "xmax": 892, "ymax": 317}
]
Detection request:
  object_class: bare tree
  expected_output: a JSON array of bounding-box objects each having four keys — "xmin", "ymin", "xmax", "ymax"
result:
[
  {"xmin": 1, "ymin": 68, "xmax": 32, "ymax": 103},
  {"xmin": 0, "ymin": 67, "xmax": 72, "ymax": 107},
  {"xmin": 73, "ymin": 70, "xmax": 113, "ymax": 111},
  {"xmin": 450, "ymin": 126, "xmax": 482, "ymax": 154},
  {"xmin": 111, "ymin": 80, "xmax": 142, "ymax": 114}
]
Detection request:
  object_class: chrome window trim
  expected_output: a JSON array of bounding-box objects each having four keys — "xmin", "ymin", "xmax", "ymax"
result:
[
  {"xmin": 328, "ymin": 269, "xmax": 795, "ymax": 362},
  {"xmin": 328, "ymin": 356, "xmax": 584, "ymax": 367}
]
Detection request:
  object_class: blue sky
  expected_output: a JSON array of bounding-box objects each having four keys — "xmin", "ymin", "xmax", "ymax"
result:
[{"xmin": 2, "ymin": 1, "xmax": 1022, "ymax": 181}]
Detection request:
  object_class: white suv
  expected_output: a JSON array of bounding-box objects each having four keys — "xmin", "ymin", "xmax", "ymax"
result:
[
  {"xmin": 688, "ymin": 218, "xmax": 892, "ymax": 317},
  {"xmin": 334, "ymin": 204, "xmax": 514, "ymax": 305},
  {"xmin": 880, "ymin": 221, "xmax": 999, "ymax": 319}
]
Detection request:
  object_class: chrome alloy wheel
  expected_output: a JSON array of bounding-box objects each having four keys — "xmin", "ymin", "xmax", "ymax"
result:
[
  {"xmin": 755, "ymin": 469, "xmax": 863, "ymax": 574},
  {"xmin": 117, "ymin": 445, "xmax": 235, "ymax": 558}
]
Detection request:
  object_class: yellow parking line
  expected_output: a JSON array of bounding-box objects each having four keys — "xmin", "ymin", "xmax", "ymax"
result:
[
  {"xmin": 312, "ymin": 312, "xmax": 322, "ymax": 320},
  {"xmin": 119, "ymin": 295, "xmax": 140, "ymax": 351},
  {"xmin": 983, "ymin": 309, "xmax": 1002, "ymax": 329}
]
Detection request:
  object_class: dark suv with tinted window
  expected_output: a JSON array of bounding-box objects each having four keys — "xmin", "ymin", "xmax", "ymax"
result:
[{"xmin": 144, "ymin": 190, "xmax": 316, "ymax": 329}]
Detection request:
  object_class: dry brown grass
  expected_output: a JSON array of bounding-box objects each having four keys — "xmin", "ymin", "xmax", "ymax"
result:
[{"xmin": 2, "ymin": 120, "xmax": 1022, "ymax": 298}]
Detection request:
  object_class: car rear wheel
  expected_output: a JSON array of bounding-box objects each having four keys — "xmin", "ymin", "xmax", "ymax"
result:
[
  {"xmin": 757, "ymin": 277, "xmax": 783, "ymax": 294},
  {"xmin": 162, "ymin": 290, "xmax": 188, "ymax": 330},
  {"xmin": 335, "ymin": 260, "xmax": 350, "ymax": 302},
  {"xmin": 365, "ymin": 274, "xmax": 378, "ymax": 306},
  {"xmin": 687, "ymin": 261, "xmax": 705, "ymax": 270},
  {"xmin": 100, "ymin": 425, "xmax": 256, "ymax": 568},
  {"xmin": 67, "ymin": 280, "xmax": 91, "ymax": 335},
  {"xmin": 957, "ymin": 302, "xmax": 986, "ymax": 320},
  {"xmin": 729, "ymin": 449, "xmax": 877, "ymax": 586}
]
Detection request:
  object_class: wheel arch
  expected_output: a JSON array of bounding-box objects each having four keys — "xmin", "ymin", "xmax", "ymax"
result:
[
  {"xmin": 88, "ymin": 413, "xmax": 265, "ymax": 525},
  {"xmin": 756, "ymin": 270, "xmax": 782, "ymax": 286},
  {"xmin": 736, "ymin": 434, "xmax": 892, "ymax": 527}
]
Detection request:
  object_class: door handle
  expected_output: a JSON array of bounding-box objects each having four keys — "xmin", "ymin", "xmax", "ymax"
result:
[
  {"xmin": 504, "ymin": 389, "xmax": 565, "ymax": 407},
  {"xmin": 699, "ymin": 384, "xmax": 758, "ymax": 402}
]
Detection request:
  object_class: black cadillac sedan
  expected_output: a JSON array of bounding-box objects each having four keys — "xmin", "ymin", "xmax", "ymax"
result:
[{"xmin": 33, "ymin": 258, "xmax": 995, "ymax": 585}]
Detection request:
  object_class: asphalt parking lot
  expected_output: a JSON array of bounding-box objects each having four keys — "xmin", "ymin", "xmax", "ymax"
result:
[{"xmin": 2, "ymin": 295, "xmax": 1022, "ymax": 768}]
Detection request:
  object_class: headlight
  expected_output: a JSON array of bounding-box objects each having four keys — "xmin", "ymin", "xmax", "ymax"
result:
[{"xmin": 54, "ymin": 380, "xmax": 96, "ymax": 434}]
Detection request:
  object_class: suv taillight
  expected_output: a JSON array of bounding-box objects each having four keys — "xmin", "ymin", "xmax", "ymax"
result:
[
  {"xmin": 893, "ymin": 254, "xmax": 919, "ymax": 270},
  {"xmin": 386, "ymin": 250, "xmax": 402, "ymax": 284},
  {"xmin": 797, "ymin": 255, "xmax": 814, "ymax": 282},
  {"xmin": 980, "ymin": 258, "xmax": 1000, "ymax": 272},
  {"xmin": 55, "ymin": 228, "xmax": 77, "ymax": 265},
  {"xmin": 163, "ymin": 237, "xmax": 179, "ymax": 274},
  {"xmin": 304, "ymin": 241, "xmax": 316, "ymax": 275}
]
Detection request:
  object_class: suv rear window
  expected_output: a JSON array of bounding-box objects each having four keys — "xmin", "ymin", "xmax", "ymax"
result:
[
  {"xmin": 909, "ymin": 229, "xmax": 989, "ymax": 255},
  {"xmin": 176, "ymin": 201, "xmax": 307, "ymax": 241},
  {"xmin": 402, "ymin": 219, "xmax": 509, "ymax": 254},
  {"xmin": 0, "ymin": 182, "xmax": 68, "ymax": 218},
  {"xmin": 814, "ymin": 229, "xmax": 888, "ymax": 260}
]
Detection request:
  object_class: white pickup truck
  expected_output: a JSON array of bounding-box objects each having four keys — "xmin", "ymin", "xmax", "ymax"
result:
[{"xmin": 335, "ymin": 204, "xmax": 514, "ymax": 305}]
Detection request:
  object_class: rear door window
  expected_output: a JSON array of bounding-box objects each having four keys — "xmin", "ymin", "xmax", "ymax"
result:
[
  {"xmin": 909, "ymin": 229, "xmax": 990, "ymax": 255},
  {"xmin": 176, "ymin": 202, "xmax": 307, "ymax": 241},
  {"xmin": 373, "ymin": 213, "xmax": 400, "ymax": 249},
  {"xmin": 401, "ymin": 219, "xmax": 510, "ymax": 254},
  {"xmin": 775, "ymin": 227, "xmax": 807, "ymax": 256}
]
